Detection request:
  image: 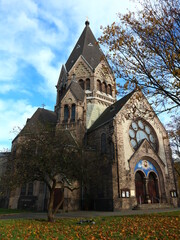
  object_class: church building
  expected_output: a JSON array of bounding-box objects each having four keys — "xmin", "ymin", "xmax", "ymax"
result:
[{"xmin": 8, "ymin": 21, "xmax": 178, "ymax": 211}]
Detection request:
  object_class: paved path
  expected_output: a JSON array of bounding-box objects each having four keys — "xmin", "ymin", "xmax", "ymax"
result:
[{"xmin": 0, "ymin": 208, "xmax": 179, "ymax": 220}]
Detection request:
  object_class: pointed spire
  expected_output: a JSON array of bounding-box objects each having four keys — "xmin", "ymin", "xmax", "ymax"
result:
[{"xmin": 65, "ymin": 20, "xmax": 104, "ymax": 72}]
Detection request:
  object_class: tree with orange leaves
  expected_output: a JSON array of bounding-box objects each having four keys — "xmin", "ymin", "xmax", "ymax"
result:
[{"xmin": 99, "ymin": 0, "xmax": 180, "ymax": 114}]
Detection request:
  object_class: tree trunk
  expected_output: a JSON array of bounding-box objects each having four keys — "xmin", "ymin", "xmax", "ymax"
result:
[
  {"xmin": 47, "ymin": 181, "xmax": 56, "ymax": 222},
  {"xmin": 53, "ymin": 194, "xmax": 64, "ymax": 216}
]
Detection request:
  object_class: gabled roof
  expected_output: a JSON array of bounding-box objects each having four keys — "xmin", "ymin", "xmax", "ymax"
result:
[
  {"xmin": 13, "ymin": 108, "xmax": 57, "ymax": 142},
  {"xmin": 26, "ymin": 108, "xmax": 57, "ymax": 126},
  {"xmin": 128, "ymin": 138, "xmax": 166, "ymax": 167},
  {"xmin": 65, "ymin": 21, "xmax": 104, "ymax": 72},
  {"xmin": 61, "ymin": 80, "xmax": 85, "ymax": 102},
  {"xmin": 88, "ymin": 90, "xmax": 135, "ymax": 132}
]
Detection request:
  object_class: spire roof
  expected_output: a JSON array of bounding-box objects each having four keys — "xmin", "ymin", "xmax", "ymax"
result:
[{"xmin": 65, "ymin": 21, "xmax": 104, "ymax": 72}]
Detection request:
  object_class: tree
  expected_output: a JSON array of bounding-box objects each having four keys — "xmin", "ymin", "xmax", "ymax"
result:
[
  {"xmin": 2, "ymin": 123, "xmax": 84, "ymax": 222},
  {"xmin": 167, "ymin": 116, "xmax": 180, "ymax": 200},
  {"xmin": 99, "ymin": 0, "xmax": 180, "ymax": 114},
  {"xmin": 167, "ymin": 115, "xmax": 180, "ymax": 162}
]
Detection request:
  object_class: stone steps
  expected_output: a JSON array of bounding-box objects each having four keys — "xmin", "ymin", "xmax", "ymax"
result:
[{"xmin": 133, "ymin": 203, "xmax": 173, "ymax": 210}]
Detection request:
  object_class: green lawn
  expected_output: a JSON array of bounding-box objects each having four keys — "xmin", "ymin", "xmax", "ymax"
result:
[
  {"xmin": 0, "ymin": 208, "xmax": 26, "ymax": 215},
  {"xmin": 0, "ymin": 211, "xmax": 179, "ymax": 239}
]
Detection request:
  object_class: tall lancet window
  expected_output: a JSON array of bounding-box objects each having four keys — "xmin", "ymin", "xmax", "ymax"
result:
[
  {"xmin": 97, "ymin": 80, "xmax": 102, "ymax": 91},
  {"xmin": 107, "ymin": 84, "xmax": 112, "ymax": 95},
  {"xmin": 79, "ymin": 79, "xmax": 84, "ymax": 90},
  {"xmin": 102, "ymin": 82, "xmax": 107, "ymax": 94},
  {"xmin": 71, "ymin": 104, "xmax": 76, "ymax": 122},
  {"xmin": 86, "ymin": 78, "xmax": 90, "ymax": 90},
  {"xmin": 64, "ymin": 105, "xmax": 69, "ymax": 122}
]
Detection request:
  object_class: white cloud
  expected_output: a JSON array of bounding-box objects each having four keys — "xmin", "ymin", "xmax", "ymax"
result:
[
  {"xmin": 0, "ymin": 99, "xmax": 38, "ymax": 150},
  {"xmin": 1, "ymin": 0, "xmax": 38, "ymax": 16},
  {"xmin": 0, "ymin": 0, "xmax": 140, "ymax": 151},
  {"xmin": 0, "ymin": 0, "xmax": 137, "ymax": 95},
  {"xmin": 25, "ymin": 48, "xmax": 61, "ymax": 95},
  {"xmin": 0, "ymin": 57, "xmax": 18, "ymax": 82},
  {"xmin": 0, "ymin": 0, "xmax": 66, "ymax": 93},
  {"xmin": 0, "ymin": 84, "xmax": 16, "ymax": 93}
]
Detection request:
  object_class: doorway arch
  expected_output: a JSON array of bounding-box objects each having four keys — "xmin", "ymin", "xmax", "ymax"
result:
[
  {"xmin": 148, "ymin": 172, "xmax": 159, "ymax": 203},
  {"xmin": 135, "ymin": 171, "xmax": 146, "ymax": 204}
]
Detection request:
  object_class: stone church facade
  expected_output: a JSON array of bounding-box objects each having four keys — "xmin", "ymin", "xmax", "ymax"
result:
[{"xmin": 8, "ymin": 21, "xmax": 178, "ymax": 211}]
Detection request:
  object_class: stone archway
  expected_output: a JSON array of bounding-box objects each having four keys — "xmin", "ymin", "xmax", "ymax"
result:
[
  {"xmin": 135, "ymin": 171, "xmax": 146, "ymax": 204},
  {"xmin": 148, "ymin": 172, "xmax": 159, "ymax": 203},
  {"xmin": 134, "ymin": 160, "xmax": 163, "ymax": 204}
]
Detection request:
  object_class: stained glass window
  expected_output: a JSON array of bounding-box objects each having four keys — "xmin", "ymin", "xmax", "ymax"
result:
[
  {"xmin": 86, "ymin": 78, "xmax": 90, "ymax": 90},
  {"xmin": 97, "ymin": 80, "xmax": 102, "ymax": 91},
  {"xmin": 79, "ymin": 79, "xmax": 84, "ymax": 90},
  {"xmin": 27, "ymin": 182, "xmax": 33, "ymax": 196},
  {"xmin": 129, "ymin": 119, "xmax": 158, "ymax": 151},
  {"xmin": 71, "ymin": 104, "xmax": 76, "ymax": 122},
  {"xmin": 64, "ymin": 105, "xmax": 69, "ymax": 122}
]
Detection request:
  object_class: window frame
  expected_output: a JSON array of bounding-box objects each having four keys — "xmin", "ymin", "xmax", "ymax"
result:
[{"xmin": 71, "ymin": 104, "xmax": 76, "ymax": 122}]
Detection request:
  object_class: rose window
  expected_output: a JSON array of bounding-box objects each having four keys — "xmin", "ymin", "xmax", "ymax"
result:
[{"xmin": 129, "ymin": 119, "xmax": 158, "ymax": 151}]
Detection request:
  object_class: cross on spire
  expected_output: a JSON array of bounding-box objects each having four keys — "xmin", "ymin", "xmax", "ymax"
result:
[{"xmin": 42, "ymin": 103, "xmax": 46, "ymax": 109}]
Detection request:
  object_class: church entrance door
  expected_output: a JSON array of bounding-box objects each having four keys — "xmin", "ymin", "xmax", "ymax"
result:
[
  {"xmin": 135, "ymin": 171, "xmax": 146, "ymax": 204},
  {"xmin": 53, "ymin": 188, "xmax": 64, "ymax": 210},
  {"xmin": 148, "ymin": 172, "xmax": 159, "ymax": 203}
]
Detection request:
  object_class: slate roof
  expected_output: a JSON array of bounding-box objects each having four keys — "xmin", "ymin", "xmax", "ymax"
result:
[
  {"xmin": 88, "ymin": 90, "xmax": 135, "ymax": 132},
  {"xmin": 61, "ymin": 80, "xmax": 85, "ymax": 102},
  {"xmin": 26, "ymin": 108, "xmax": 57, "ymax": 126},
  {"xmin": 13, "ymin": 108, "xmax": 57, "ymax": 141},
  {"xmin": 65, "ymin": 21, "xmax": 104, "ymax": 72}
]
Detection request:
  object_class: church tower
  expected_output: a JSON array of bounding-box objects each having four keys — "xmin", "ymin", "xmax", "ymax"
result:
[{"xmin": 55, "ymin": 21, "xmax": 116, "ymax": 136}]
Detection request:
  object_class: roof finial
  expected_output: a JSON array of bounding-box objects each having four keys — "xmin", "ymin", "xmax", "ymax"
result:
[{"xmin": 85, "ymin": 17, "xmax": 90, "ymax": 26}]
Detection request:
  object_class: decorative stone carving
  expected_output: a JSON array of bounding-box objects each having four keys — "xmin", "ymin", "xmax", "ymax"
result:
[{"xmin": 70, "ymin": 59, "xmax": 92, "ymax": 78}]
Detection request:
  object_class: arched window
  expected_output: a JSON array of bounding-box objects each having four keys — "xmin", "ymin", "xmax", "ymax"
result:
[
  {"xmin": 129, "ymin": 118, "xmax": 158, "ymax": 151},
  {"xmin": 71, "ymin": 104, "xmax": 76, "ymax": 122},
  {"xmin": 86, "ymin": 78, "xmax": 90, "ymax": 90},
  {"xmin": 107, "ymin": 84, "xmax": 112, "ymax": 95},
  {"xmin": 101, "ymin": 133, "xmax": 106, "ymax": 154},
  {"xmin": 20, "ymin": 184, "xmax": 26, "ymax": 196},
  {"xmin": 27, "ymin": 182, "xmax": 33, "ymax": 196},
  {"xmin": 79, "ymin": 79, "xmax": 84, "ymax": 90},
  {"xmin": 97, "ymin": 80, "xmax": 102, "ymax": 91},
  {"xmin": 64, "ymin": 105, "xmax": 69, "ymax": 122},
  {"xmin": 102, "ymin": 82, "xmax": 107, "ymax": 94}
]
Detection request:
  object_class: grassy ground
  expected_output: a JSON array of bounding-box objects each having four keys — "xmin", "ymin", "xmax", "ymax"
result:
[
  {"xmin": 0, "ymin": 208, "xmax": 26, "ymax": 215},
  {"xmin": 0, "ymin": 211, "xmax": 179, "ymax": 239}
]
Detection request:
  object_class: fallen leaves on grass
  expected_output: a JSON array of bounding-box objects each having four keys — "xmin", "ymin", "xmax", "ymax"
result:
[{"xmin": 0, "ymin": 213, "xmax": 179, "ymax": 239}]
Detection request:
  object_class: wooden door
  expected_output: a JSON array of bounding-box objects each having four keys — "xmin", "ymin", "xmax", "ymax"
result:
[
  {"xmin": 135, "ymin": 171, "xmax": 145, "ymax": 204},
  {"xmin": 53, "ymin": 188, "xmax": 64, "ymax": 209},
  {"xmin": 148, "ymin": 172, "xmax": 159, "ymax": 203}
]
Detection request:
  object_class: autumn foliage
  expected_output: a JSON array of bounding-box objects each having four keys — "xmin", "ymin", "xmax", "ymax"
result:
[
  {"xmin": 0, "ymin": 213, "xmax": 179, "ymax": 239},
  {"xmin": 2, "ymin": 123, "xmax": 83, "ymax": 222},
  {"xmin": 99, "ymin": 0, "xmax": 180, "ymax": 113}
]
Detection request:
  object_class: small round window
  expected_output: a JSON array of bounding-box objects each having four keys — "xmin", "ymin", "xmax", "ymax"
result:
[{"xmin": 129, "ymin": 119, "xmax": 158, "ymax": 151}]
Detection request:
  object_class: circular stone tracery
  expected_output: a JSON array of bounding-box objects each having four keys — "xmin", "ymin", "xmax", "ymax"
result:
[{"xmin": 129, "ymin": 119, "xmax": 158, "ymax": 151}]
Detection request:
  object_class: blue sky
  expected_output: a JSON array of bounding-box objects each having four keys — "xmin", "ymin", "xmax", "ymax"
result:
[
  {"xmin": 1, "ymin": 0, "xmax": 171, "ymax": 151},
  {"xmin": 1, "ymin": 0, "xmax": 139, "ymax": 151}
]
